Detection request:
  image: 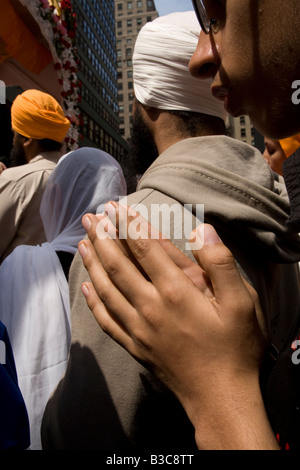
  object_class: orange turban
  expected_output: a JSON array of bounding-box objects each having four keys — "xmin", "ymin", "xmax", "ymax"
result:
[
  {"xmin": 279, "ymin": 133, "xmax": 300, "ymax": 158},
  {"xmin": 11, "ymin": 89, "xmax": 70, "ymax": 143}
]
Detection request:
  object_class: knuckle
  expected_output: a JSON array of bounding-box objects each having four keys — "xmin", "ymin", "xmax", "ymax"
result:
[
  {"xmin": 160, "ymin": 280, "xmax": 184, "ymax": 307},
  {"xmin": 102, "ymin": 258, "xmax": 120, "ymax": 278},
  {"xmin": 131, "ymin": 238, "xmax": 151, "ymax": 260},
  {"xmin": 141, "ymin": 303, "xmax": 159, "ymax": 326},
  {"xmin": 138, "ymin": 292, "xmax": 162, "ymax": 329},
  {"xmin": 99, "ymin": 316, "xmax": 111, "ymax": 336},
  {"xmin": 131, "ymin": 324, "xmax": 146, "ymax": 344},
  {"xmin": 91, "ymin": 278, "xmax": 111, "ymax": 306},
  {"xmin": 97, "ymin": 286, "xmax": 111, "ymax": 306},
  {"xmin": 85, "ymin": 291, "xmax": 98, "ymax": 313},
  {"xmin": 210, "ymin": 250, "xmax": 236, "ymax": 270}
]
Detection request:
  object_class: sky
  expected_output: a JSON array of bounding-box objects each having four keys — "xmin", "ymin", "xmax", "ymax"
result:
[{"xmin": 154, "ymin": 0, "xmax": 194, "ymax": 16}]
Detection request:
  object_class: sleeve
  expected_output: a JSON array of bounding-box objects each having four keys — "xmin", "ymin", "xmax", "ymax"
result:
[{"xmin": 0, "ymin": 176, "xmax": 23, "ymax": 259}]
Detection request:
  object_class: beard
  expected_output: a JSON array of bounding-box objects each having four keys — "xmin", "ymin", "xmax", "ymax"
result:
[
  {"xmin": 10, "ymin": 135, "xmax": 27, "ymax": 167},
  {"xmin": 128, "ymin": 102, "xmax": 159, "ymax": 177}
]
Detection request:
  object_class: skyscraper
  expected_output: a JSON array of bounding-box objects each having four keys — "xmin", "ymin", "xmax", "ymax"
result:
[
  {"xmin": 228, "ymin": 115, "xmax": 255, "ymax": 147},
  {"xmin": 115, "ymin": 0, "xmax": 158, "ymax": 141},
  {"xmin": 73, "ymin": 0, "xmax": 129, "ymax": 163}
]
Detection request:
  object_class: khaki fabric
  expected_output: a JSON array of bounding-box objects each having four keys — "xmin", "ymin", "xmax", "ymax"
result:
[
  {"xmin": 0, "ymin": 151, "xmax": 61, "ymax": 263},
  {"xmin": 42, "ymin": 136, "xmax": 300, "ymax": 450}
]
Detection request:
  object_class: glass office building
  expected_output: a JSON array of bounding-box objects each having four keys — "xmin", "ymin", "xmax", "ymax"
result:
[{"xmin": 73, "ymin": 0, "xmax": 129, "ymax": 165}]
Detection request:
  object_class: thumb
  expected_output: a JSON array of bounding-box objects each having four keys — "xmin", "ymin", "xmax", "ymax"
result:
[{"xmin": 191, "ymin": 224, "xmax": 253, "ymax": 313}]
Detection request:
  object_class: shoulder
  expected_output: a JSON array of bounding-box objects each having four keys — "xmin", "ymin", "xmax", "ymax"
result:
[{"xmin": 1, "ymin": 157, "xmax": 56, "ymax": 184}]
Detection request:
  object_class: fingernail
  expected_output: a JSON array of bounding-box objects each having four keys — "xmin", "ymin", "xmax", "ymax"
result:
[
  {"xmin": 82, "ymin": 215, "xmax": 92, "ymax": 232},
  {"xmin": 81, "ymin": 283, "xmax": 89, "ymax": 298},
  {"xmin": 197, "ymin": 224, "xmax": 221, "ymax": 246},
  {"xmin": 78, "ymin": 241, "xmax": 88, "ymax": 258}
]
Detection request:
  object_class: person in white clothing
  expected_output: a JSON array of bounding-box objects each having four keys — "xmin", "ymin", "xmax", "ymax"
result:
[{"xmin": 0, "ymin": 147, "xmax": 126, "ymax": 449}]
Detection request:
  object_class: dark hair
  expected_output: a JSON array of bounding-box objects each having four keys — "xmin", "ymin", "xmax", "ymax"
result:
[
  {"xmin": 38, "ymin": 138, "xmax": 63, "ymax": 152},
  {"xmin": 170, "ymin": 110, "xmax": 227, "ymax": 138},
  {"xmin": 18, "ymin": 133, "xmax": 63, "ymax": 152}
]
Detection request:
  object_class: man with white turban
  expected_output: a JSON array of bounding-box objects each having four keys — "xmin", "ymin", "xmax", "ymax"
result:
[
  {"xmin": 0, "ymin": 89, "xmax": 70, "ymax": 263},
  {"xmin": 41, "ymin": 12, "xmax": 300, "ymax": 450}
]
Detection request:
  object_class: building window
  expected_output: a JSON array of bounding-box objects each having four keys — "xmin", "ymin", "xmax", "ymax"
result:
[
  {"xmin": 127, "ymin": 1, "xmax": 133, "ymax": 9},
  {"xmin": 117, "ymin": 3, "xmax": 123, "ymax": 10},
  {"xmin": 117, "ymin": 21, "xmax": 122, "ymax": 28},
  {"xmin": 240, "ymin": 128, "xmax": 246, "ymax": 138},
  {"xmin": 127, "ymin": 19, "xmax": 132, "ymax": 26},
  {"xmin": 137, "ymin": 0, "xmax": 142, "ymax": 6},
  {"xmin": 240, "ymin": 116, "xmax": 245, "ymax": 125}
]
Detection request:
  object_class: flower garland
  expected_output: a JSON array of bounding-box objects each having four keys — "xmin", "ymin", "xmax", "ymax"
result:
[{"xmin": 20, "ymin": 0, "xmax": 82, "ymax": 150}]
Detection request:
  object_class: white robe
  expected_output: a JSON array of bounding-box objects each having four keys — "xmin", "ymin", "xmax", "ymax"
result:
[{"xmin": 0, "ymin": 147, "xmax": 126, "ymax": 449}]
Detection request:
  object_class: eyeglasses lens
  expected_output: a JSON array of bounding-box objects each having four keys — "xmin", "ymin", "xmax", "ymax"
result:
[{"xmin": 192, "ymin": 0, "xmax": 211, "ymax": 33}]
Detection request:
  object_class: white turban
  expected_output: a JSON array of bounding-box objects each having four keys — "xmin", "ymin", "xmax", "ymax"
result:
[{"xmin": 133, "ymin": 11, "xmax": 227, "ymax": 121}]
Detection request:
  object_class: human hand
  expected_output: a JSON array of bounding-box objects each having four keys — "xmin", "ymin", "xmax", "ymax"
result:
[
  {"xmin": 78, "ymin": 202, "xmax": 277, "ymax": 448},
  {"xmin": 78, "ymin": 203, "xmax": 271, "ymax": 449}
]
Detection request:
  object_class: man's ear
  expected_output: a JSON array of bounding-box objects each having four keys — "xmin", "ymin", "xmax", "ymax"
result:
[
  {"xmin": 22, "ymin": 137, "xmax": 33, "ymax": 148},
  {"xmin": 22, "ymin": 137, "xmax": 37, "ymax": 163}
]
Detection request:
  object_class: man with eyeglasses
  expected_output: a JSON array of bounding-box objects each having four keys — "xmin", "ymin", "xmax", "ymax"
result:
[
  {"xmin": 79, "ymin": 1, "xmax": 300, "ymax": 450},
  {"xmin": 191, "ymin": 0, "xmax": 299, "ymax": 141}
]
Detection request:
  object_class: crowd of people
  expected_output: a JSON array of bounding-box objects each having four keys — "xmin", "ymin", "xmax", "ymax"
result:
[{"xmin": 1, "ymin": 0, "xmax": 300, "ymax": 451}]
